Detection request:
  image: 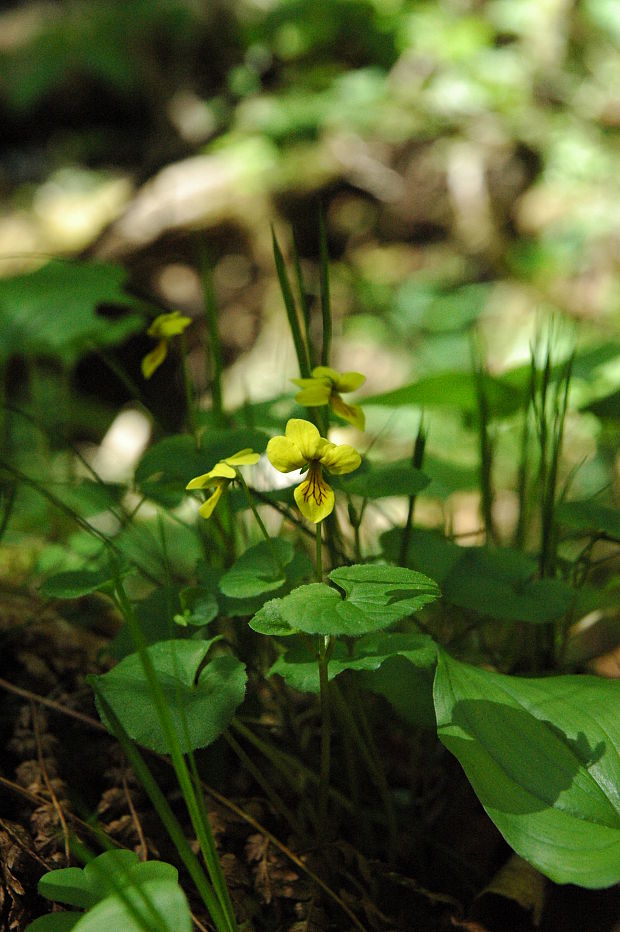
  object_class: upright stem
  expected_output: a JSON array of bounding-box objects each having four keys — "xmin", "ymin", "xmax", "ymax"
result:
[
  {"xmin": 317, "ymin": 633, "xmax": 332, "ymax": 842},
  {"xmin": 236, "ymin": 472, "xmax": 283, "ymax": 574},
  {"xmin": 202, "ymin": 260, "xmax": 225, "ymax": 427},
  {"xmin": 315, "ymin": 521, "xmax": 331, "ymax": 841},
  {"xmin": 315, "ymin": 521, "xmax": 323, "ymax": 583},
  {"xmin": 180, "ymin": 333, "xmax": 198, "ymax": 444}
]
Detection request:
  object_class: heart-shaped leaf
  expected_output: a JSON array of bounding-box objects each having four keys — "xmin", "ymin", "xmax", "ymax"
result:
[
  {"xmin": 264, "ymin": 565, "xmax": 439, "ymax": 637},
  {"xmin": 93, "ymin": 640, "xmax": 246, "ymax": 753},
  {"xmin": 434, "ymin": 650, "xmax": 620, "ymax": 887}
]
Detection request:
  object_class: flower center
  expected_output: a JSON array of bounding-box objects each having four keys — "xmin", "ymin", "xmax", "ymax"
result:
[{"xmin": 302, "ymin": 461, "xmax": 328, "ymax": 507}]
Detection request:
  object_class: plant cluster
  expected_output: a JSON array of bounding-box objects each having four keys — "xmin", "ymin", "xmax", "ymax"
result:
[{"xmin": 3, "ymin": 229, "xmax": 619, "ymax": 931}]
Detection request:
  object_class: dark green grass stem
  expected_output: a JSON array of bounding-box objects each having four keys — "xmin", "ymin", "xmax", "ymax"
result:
[
  {"xmin": 230, "ymin": 718, "xmax": 356, "ymax": 821},
  {"xmin": 315, "ymin": 519, "xmax": 333, "ymax": 842},
  {"xmin": 272, "ymin": 226, "xmax": 311, "ymax": 378},
  {"xmin": 201, "ymin": 259, "xmax": 225, "ymax": 427},
  {"xmin": 292, "ymin": 232, "xmax": 313, "ymax": 368},
  {"xmin": 89, "ymin": 686, "xmax": 231, "ymax": 930},
  {"xmin": 399, "ymin": 418, "xmax": 426, "ymax": 566},
  {"xmin": 179, "ymin": 332, "xmax": 198, "ymax": 443},
  {"xmin": 235, "ymin": 471, "xmax": 283, "ymax": 574},
  {"xmin": 317, "ymin": 634, "xmax": 332, "ymax": 843},
  {"xmin": 472, "ymin": 352, "xmax": 495, "ymax": 543},
  {"xmin": 318, "ymin": 210, "xmax": 332, "ymax": 367},
  {"xmin": 224, "ymin": 731, "xmax": 304, "ymax": 836},
  {"xmin": 109, "ymin": 578, "xmax": 237, "ymax": 931},
  {"xmin": 338, "ymin": 679, "xmax": 398, "ymax": 864}
]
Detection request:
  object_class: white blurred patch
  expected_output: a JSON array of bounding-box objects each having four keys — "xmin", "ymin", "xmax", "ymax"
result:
[{"xmin": 90, "ymin": 408, "xmax": 152, "ymax": 482}]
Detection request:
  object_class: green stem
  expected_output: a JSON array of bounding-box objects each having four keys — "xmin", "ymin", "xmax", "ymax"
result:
[
  {"xmin": 272, "ymin": 226, "xmax": 311, "ymax": 378},
  {"xmin": 317, "ymin": 634, "xmax": 332, "ymax": 843},
  {"xmin": 339, "ymin": 680, "xmax": 398, "ymax": 864},
  {"xmin": 236, "ymin": 472, "xmax": 283, "ymax": 574},
  {"xmin": 315, "ymin": 521, "xmax": 323, "ymax": 582},
  {"xmin": 231, "ymin": 719, "xmax": 356, "ymax": 819},
  {"xmin": 180, "ymin": 332, "xmax": 198, "ymax": 444},
  {"xmin": 224, "ymin": 731, "xmax": 303, "ymax": 836},
  {"xmin": 201, "ymin": 258, "xmax": 225, "ymax": 427}
]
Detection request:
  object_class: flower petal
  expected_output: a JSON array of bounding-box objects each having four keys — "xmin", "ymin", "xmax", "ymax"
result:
[
  {"xmin": 330, "ymin": 393, "xmax": 366, "ymax": 431},
  {"xmin": 147, "ymin": 311, "xmax": 192, "ymax": 339},
  {"xmin": 141, "ymin": 340, "xmax": 168, "ymax": 379},
  {"xmin": 295, "ymin": 379, "xmax": 331, "ymax": 408},
  {"xmin": 319, "ymin": 442, "xmax": 361, "ymax": 475},
  {"xmin": 285, "ymin": 419, "xmax": 322, "ymax": 460},
  {"xmin": 267, "ymin": 436, "xmax": 307, "ymax": 473},
  {"xmin": 186, "ymin": 462, "xmax": 236, "ymax": 488},
  {"xmin": 198, "ymin": 481, "xmax": 226, "ymax": 519},
  {"xmin": 294, "ymin": 464, "xmax": 334, "ymax": 523},
  {"xmin": 224, "ymin": 448, "xmax": 260, "ymax": 467},
  {"xmin": 311, "ymin": 366, "xmax": 340, "ymax": 383},
  {"xmin": 334, "ymin": 371, "xmax": 366, "ymax": 393}
]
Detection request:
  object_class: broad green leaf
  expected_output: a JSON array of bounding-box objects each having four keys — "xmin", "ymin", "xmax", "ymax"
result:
[
  {"xmin": 0, "ymin": 261, "xmax": 142, "ymax": 365},
  {"xmin": 358, "ymin": 655, "xmax": 436, "ymax": 729},
  {"xmin": 384, "ymin": 529, "xmax": 574, "ymax": 624},
  {"xmin": 364, "ymin": 371, "xmax": 522, "ymax": 417},
  {"xmin": 556, "ymin": 500, "xmax": 620, "ymax": 538},
  {"xmin": 275, "ymin": 566, "xmax": 440, "ymax": 637},
  {"xmin": 219, "ymin": 539, "xmax": 293, "ymax": 598},
  {"xmin": 26, "ymin": 915, "xmax": 80, "ymax": 931},
  {"xmin": 39, "ymin": 567, "xmax": 118, "ymax": 599},
  {"xmin": 441, "ymin": 548, "xmax": 574, "ymax": 624},
  {"xmin": 249, "ymin": 598, "xmax": 296, "ymax": 636},
  {"xmin": 336, "ymin": 460, "xmax": 430, "ymax": 499},
  {"xmin": 93, "ymin": 640, "xmax": 246, "ymax": 753},
  {"xmin": 434, "ymin": 651, "xmax": 620, "ymax": 887},
  {"xmin": 73, "ymin": 879, "xmax": 191, "ymax": 932},
  {"xmin": 270, "ymin": 631, "xmax": 437, "ymax": 693},
  {"xmin": 38, "ymin": 851, "xmax": 178, "ymax": 910},
  {"xmin": 218, "ymin": 548, "xmax": 313, "ymax": 617},
  {"xmin": 329, "ymin": 564, "xmax": 439, "ymax": 623}
]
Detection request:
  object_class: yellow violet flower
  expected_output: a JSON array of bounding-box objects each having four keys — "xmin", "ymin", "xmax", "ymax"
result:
[
  {"xmin": 141, "ymin": 311, "xmax": 192, "ymax": 379},
  {"xmin": 186, "ymin": 448, "xmax": 259, "ymax": 519},
  {"xmin": 292, "ymin": 366, "xmax": 366, "ymax": 431},
  {"xmin": 267, "ymin": 418, "xmax": 361, "ymax": 523}
]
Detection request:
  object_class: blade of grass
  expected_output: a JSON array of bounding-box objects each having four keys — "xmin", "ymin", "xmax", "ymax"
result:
[{"xmin": 272, "ymin": 226, "xmax": 311, "ymax": 378}]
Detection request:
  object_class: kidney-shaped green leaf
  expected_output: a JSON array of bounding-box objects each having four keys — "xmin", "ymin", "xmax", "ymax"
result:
[
  {"xmin": 434, "ymin": 650, "xmax": 620, "ymax": 888},
  {"xmin": 266, "ymin": 565, "xmax": 440, "ymax": 637},
  {"xmin": 93, "ymin": 640, "xmax": 246, "ymax": 753}
]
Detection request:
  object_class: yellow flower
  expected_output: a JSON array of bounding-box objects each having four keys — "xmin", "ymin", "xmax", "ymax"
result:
[
  {"xmin": 292, "ymin": 366, "xmax": 366, "ymax": 431},
  {"xmin": 267, "ymin": 418, "xmax": 361, "ymax": 523},
  {"xmin": 186, "ymin": 449, "xmax": 259, "ymax": 519},
  {"xmin": 141, "ymin": 311, "xmax": 192, "ymax": 379}
]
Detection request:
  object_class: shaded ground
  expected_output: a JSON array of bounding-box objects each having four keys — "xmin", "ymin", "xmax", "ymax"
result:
[{"xmin": 2, "ymin": 591, "xmax": 620, "ymax": 931}]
